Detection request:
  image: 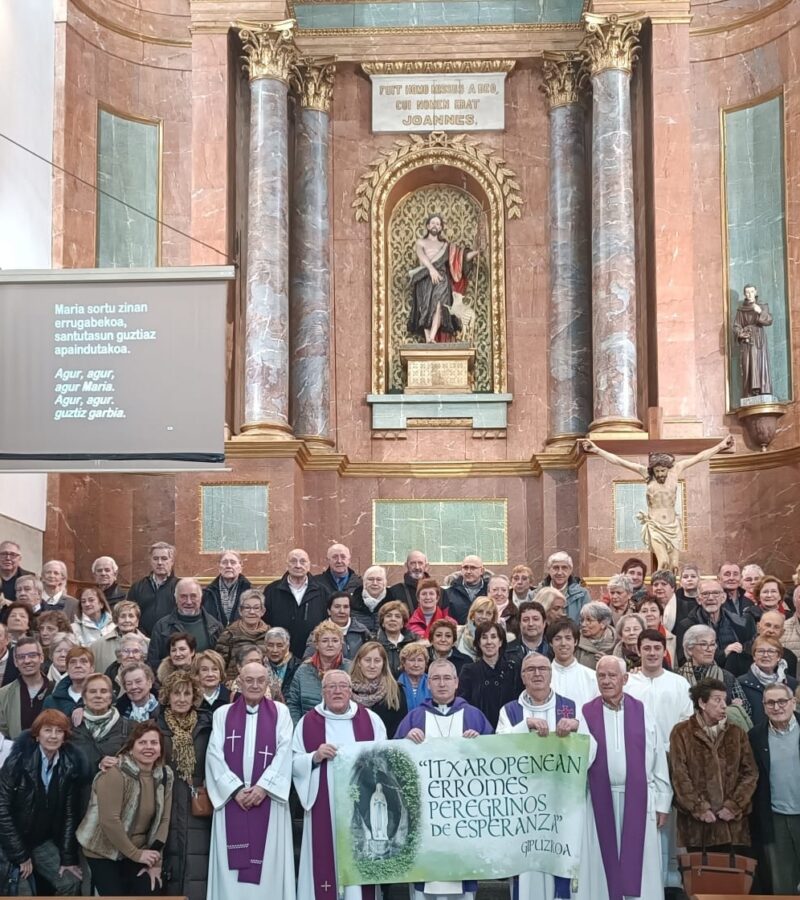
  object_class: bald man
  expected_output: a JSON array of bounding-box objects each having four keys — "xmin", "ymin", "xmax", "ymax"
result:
[{"xmin": 264, "ymin": 549, "xmax": 327, "ymax": 658}]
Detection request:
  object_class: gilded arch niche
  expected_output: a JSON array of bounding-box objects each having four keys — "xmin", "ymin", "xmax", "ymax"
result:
[{"xmin": 353, "ymin": 132, "xmax": 522, "ymax": 396}]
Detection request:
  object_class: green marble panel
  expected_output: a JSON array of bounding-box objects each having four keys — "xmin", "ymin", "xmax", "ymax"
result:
[
  {"xmin": 96, "ymin": 109, "xmax": 159, "ymax": 268},
  {"xmin": 614, "ymin": 481, "xmax": 685, "ymax": 552},
  {"xmin": 723, "ymin": 94, "xmax": 791, "ymax": 407},
  {"xmin": 373, "ymin": 499, "xmax": 507, "ymax": 565},
  {"xmin": 294, "ymin": 0, "xmax": 583, "ymax": 29},
  {"xmin": 201, "ymin": 484, "xmax": 269, "ymax": 553}
]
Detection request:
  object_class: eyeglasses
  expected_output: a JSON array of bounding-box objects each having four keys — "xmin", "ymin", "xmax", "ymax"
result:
[
  {"xmin": 240, "ymin": 605, "xmax": 263, "ymax": 613},
  {"xmin": 15, "ymin": 652, "xmax": 41, "ymax": 661},
  {"xmin": 120, "ymin": 648, "xmax": 142, "ymax": 656},
  {"xmin": 0, "ymin": 552, "xmax": 20, "ymax": 558},
  {"xmin": 693, "ymin": 641, "xmax": 717, "ymax": 649},
  {"xmin": 754, "ymin": 649, "xmax": 780, "ymax": 657},
  {"xmin": 764, "ymin": 698, "xmax": 792, "ymax": 709},
  {"xmin": 699, "ymin": 591, "xmax": 724, "ymax": 599}
]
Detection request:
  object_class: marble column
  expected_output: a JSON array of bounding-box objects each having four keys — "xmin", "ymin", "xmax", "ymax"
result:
[
  {"xmin": 582, "ymin": 14, "xmax": 643, "ymax": 431},
  {"xmin": 290, "ymin": 62, "xmax": 335, "ymax": 448},
  {"xmin": 542, "ymin": 53, "xmax": 591, "ymax": 444},
  {"xmin": 239, "ymin": 21, "xmax": 297, "ymax": 438}
]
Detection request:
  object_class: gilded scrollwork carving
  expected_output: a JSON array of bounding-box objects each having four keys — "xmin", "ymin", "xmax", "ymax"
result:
[
  {"xmin": 581, "ymin": 13, "xmax": 642, "ymax": 77},
  {"xmin": 238, "ymin": 19, "xmax": 298, "ymax": 84},
  {"xmin": 541, "ymin": 52, "xmax": 587, "ymax": 109},
  {"xmin": 294, "ymin": 60, "xmax": 336, "ymax": 111},
  {"xmin": 353, "ymin": 131, "xmax": 519, "ymax": 395}
]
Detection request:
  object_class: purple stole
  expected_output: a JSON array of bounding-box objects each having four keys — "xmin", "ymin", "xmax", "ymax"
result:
[
  {"xmin": 582, "ymin": 696, "xmax": 648, "ymax": 900},
  {"xmin": 223, "ymin": 695, "xmax": 278, "ymax": 884},
  {"xmin": 303, "ymin": 705, "xmax": 376, "ymax": 900}
]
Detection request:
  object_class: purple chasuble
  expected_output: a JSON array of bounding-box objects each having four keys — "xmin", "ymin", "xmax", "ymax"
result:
[
  {"xmin": 303, "ymin": 705, "xmax": 376, "ymax": 900},
  {"xmin": 222, "ymin": 696, "xmax": 278, "ymax": 883},
  {"xmin": 582, "ymin": 696, "xmax": 647, "ymax": 900}
]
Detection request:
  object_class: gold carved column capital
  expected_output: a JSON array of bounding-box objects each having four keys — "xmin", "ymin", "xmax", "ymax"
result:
[
  {"xmin": 294, "ymin": 60, "xmax": 336, "ymax": 113},
  {"xmin": 238, "ymin": 19, "xmax": 298, "ymax": 84},
  {"xmin": 581, "ymin": 13, "xmax": 642, "ymax": 77},
  {"xmin": 541, "ymin": 52, "xmax": 588, "ymax": 109}
]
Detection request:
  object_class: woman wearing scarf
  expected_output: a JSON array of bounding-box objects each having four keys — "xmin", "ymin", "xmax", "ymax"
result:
[
  {"xmin": 349, "ymin": 641, "xmax": 408, "ymax": 737},
  {"xmin": 613, "ymin": 612, "xmax": 645, "ymax": 671},
  {"xmin": 70, "ymin": 588, "xmax": 115, "ymax": 648},
  {"xmin": 397, "ymin": 641, "xmax": 431, "ymax": 711},
  {"xmin": 264, "ymin": 627, "xmax": 302, "ymax": 696},
  {"xmin": 456, "ymin": 597, "xmax": 497, "ymax": 662},
  {"xmin": 375, "ymin": 601, "xmax": 415, "ymax": 677},
  {"xmin": 748, "ymin": 575, "xmax": 789, "ymax": 623},
  {"xmin": 71, "ymin": 673, "xmax": 131, "ymax": 816},
  {"xmin": 737, "ymin": 635, "xmax": 798, "ymax": 727},
  {"xmin": 157, "ymin": 670, "xmax": 212, "ymax": 900},
  {"xmin": 286, "ymin": 621, "xmax": 349, "ymax": 725},
  {"xmin": 214, "ymin": 589, "xmax": 269, "ymax": 680},
  {"xmin": 78, "ymin": 722, "xmax": 173, "ymax": 896},
  {"xmin": 47, "ymin": 632, "xmax": 78, "ymax": 683},
  {"xmin": 116, "ymin": 662, "xmax": 160, "ymax": 722},
  {"xmin": 670, "ymin": 678, "xmax": 758, "ymax": 851},
  {"xmin": 576, "ymin": 602, "xmax": 617, "ymax": 670},
  {"xmin": 677, "ymin": 624, "xmax": 752, "ymax": 725}
]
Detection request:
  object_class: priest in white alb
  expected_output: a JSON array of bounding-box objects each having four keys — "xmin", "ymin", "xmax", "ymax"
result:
[
  {"xmin": 547, "ymin": 618, "xmax": 598, "ymax": 713},
  {"xmin": 293, "ymin": 669, "xmax": 387, "ymax": 900},
  {"xmin": 625, "ymin": 629, "xmax": 692, "ymax": 890},
  {"xmin": 205, "ymin": 661, "xmax": 295, "ymax": 900},
  {"xmin": 394, "ymin": 657, "xmax": 493, "ymax": 900},
  {"xmin": 497, "ymin": 652, "xmax": 594, "ymax": 900},
  {"xmin": 576, "ymin": 656, "xmax": 672, "ymax": 900}
]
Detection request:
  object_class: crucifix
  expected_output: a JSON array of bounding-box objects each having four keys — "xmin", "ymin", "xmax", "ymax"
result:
[
  {"xmin": 320, "ymin": 881, "xmax": 332, "ymax": 892},
  {"xmin": 226, "ymin": 730, "xmax": 241, "ymax": 752},
  {"xmin": 258, "ymin": 744, "xmax": 273, "ymax": 766}
]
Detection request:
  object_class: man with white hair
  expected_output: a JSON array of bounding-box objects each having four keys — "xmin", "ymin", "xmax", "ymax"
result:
[
  {"xmin": 314, "ymin": 543, "xmax": 363, "ymax": 601},
  {"xmin": 91, "ymin": 556, "xmax": 126, "ymax": 607},
  {"xmin": 387, "ymin": 550, "xmax": 429, "ymax": 611},
  {"xmin": 534, "ymin": 551, "xmax": 590, "ymax": 622},
  {"xmin": 576, "ymin": 656, "xmax": 672, "ymax": 900},
  {"xmin": 146, "ymin": 577, "xmax": 222, "ymax": 669},
  {"xmin": 292, "ymin": 670, "xmax": 385, "ymax": 899}
]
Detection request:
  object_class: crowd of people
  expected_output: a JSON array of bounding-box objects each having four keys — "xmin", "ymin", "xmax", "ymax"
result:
[{"xmin": 0, "ymin": 537, "xmax": 798, "ymax": 897}]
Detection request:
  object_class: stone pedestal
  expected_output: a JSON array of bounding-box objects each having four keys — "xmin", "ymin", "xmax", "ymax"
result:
[
  {"xmin": 239, "ymin": 21, "xmax": 297, "ymax": 439},
  {"xmin": 582, "ymin": 14, "xmax": 643, "ymax": 432},
  {"xmin": 400, "ymin": 344, "xmax": 475, "ymax": 394}
]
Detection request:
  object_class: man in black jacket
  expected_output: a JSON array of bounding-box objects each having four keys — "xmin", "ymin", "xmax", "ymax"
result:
[
  {"xmin": 0, "ymin": 709, "xmax": 84, "ymax": 894},
  {"xmin": 749, "ymin": 682, "xmax": 800, "ymax": 894},
  {"xmin": 0, "ymin": 541, "xmax": 32, "ymax": 604},
  {"xmin": 147, "ymin": 578, "xmax": 222, "ymax": 670},
  {"xmin": 674, "ymin": 579, "xmax": 755, "ymax": 670},
  {"xmin": 201, "ymin": 551, "xmax": 252, "ymax": 627},
  {"xmin": 443, "ymin": 555, "xmax": 490, "ymax": 625},
  {"xmin": 264, "ymin": 549, "xmax": 327, "ymax": 658},
  {"xmin": 313, "ymin": 543, "xmax": 363, "ymax": 601},
  {"xmin": 126, "ymin": 542, "xmax": 179, "ymax": 636},
  {"xmin": 387, "ymin": 550, "xmax": 429, "ymax": 612},
  {"xmin": 91, "ymin": 556, "xmax": 127, "ymax": 608}
]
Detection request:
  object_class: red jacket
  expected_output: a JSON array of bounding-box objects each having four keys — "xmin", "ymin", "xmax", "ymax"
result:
[{"xmin": 407, "ymin": 606, "xmax": 456, "ymax": 639}]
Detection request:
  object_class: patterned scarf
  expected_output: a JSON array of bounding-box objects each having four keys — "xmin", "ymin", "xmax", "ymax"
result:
[
  {"xmin": 350, "ymin": 676, "xmax": 388, "ymax": 708},
  {"xmin": 678, "ymin": 661, "xmax": 726, "ymax": 686},
  {"xmin": 83, "ymin": 707, "xmax": 120, "ymax": 741},
  {"xmin": 129, "ymin": 694, "xmax": 159, "ymax": 722},
  {"xmin": 164, "ymin": 709, "xmax": 198, "ymax": 783},
  {"xmin": 751, "ymin": 659, "xmax": 788, "ymax": 686}
]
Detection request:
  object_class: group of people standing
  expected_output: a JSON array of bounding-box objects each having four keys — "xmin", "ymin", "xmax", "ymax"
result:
[{"xmin": 0, "ymin": 537, "xmax": 798, "ymax": 897}]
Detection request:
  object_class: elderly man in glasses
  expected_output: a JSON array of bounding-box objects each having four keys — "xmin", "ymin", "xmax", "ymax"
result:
[{"xmin": 749, "ymin": 682, "xmax": 800, "ymax": 894}]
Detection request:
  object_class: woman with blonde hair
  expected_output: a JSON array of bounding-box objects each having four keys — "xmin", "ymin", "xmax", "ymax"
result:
[
  {"xmin": 456, "ymin": 596, "xmax": 498, "ymax": 661},
  {"xmin": 349, "ymin": 641, "xmax": 408, "ymax": 737},
  {"xmin": 192, "ymin": 649, "xmax": 230, "ymax": 712},
  {"xmin": 613, "ymin": 612, "xmax": 646, "ymax": 671},
  {"xmin": 91, "ymin": 600, "xmax": 147, "ymax": 674},
  {"xmin": 286, "ymin": 621, "xmax": 348, "ymax": 724},
  {"xmin": 535, "ymin": 586, "xmax": 568, "ymax": 624},
  {"xmin": 397, "ymin": 641, "xmax": 431, "ymax": 711}
]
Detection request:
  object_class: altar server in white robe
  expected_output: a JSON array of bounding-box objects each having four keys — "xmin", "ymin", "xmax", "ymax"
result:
[
  {"xmin": 498, "ymin": 653, "xmax": 595, "ymax": 900},
  {"xmin": 293, "ymin": 669, "xmax": 387, "ymax": 900},
  {"xmin": 547, "ymin": 618, "xmax": 598, "ymax": 712},
  {"xmin": 576, "ymin": 657, "xmax": 672, "ymax": 900},
  {"xmin": 205, "ymin": 662, "xmax": 295, "ymax": 900},
  {"xmin": 625, "ymin": 629, "xmax": 692, "ymax": 889}
]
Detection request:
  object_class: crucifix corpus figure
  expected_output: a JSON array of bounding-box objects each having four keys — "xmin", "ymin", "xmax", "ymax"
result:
[
  {"xmin": 408, "ymin": 213, "xmax": 484, "ymax": 344},
  {"xmin": 581, "ymin": 435, "xmax": 734, "ymax": 574}
]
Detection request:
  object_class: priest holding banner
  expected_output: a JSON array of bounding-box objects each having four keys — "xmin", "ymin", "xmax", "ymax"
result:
[
  {"xmin": 577, "ymin": 656, "xmax": 672, "ymax": 900},
  {"xmin": 497, "ymin": 653, "xmax": 593, "ymax": 900},
  {"xmin": 394, "ymin": 657, "xmax": 493, "ymax": 900},
  {"xmin": 293, "ymin": 669, "xmax": 387, "ymax": 900},
  {"xmin": 205, "ymin": 662, "xmax": 295, "ymax": 900}
]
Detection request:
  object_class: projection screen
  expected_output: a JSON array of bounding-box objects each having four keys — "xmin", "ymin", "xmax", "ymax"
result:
[{"xmin": 0, "ymin": 267, "xmax": 233, "ymax": 471}]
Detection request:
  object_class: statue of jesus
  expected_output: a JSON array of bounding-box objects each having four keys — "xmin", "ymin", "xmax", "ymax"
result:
[
  {"xmin": 581, "ymin": 435, "xmax": 734, "ymax": 574},
  {"xmin": 407, "ymin": 213, "xmax": 482, "ymax": 344}
]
